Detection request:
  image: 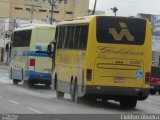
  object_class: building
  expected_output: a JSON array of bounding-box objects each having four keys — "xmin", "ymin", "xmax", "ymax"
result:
[
  {"xmin": 137, "ymin": 13, "xmax": 152, "ymax": 21},
  {"xmin": 137, "ymin": 13, "xmax": 160, "ymax": 67},
  {"xmin": 0, "ymin": 0, "xmax": 89, "ymax": 21},
  {"xmin": 0, "ymin": 0, "xmax": 89, "ymax": 33},
  {"xmin": 0, "ymin": 0, "xmax": 89, "ymax": 63}
]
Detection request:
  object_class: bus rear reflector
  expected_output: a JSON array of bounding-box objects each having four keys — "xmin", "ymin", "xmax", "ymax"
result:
[
  {"xmin": 145, "ymin": 72, "xmax": 151, "ymax": 84},
  {"xmin": 30, "ymin": 58, "xmax": 35, "ymax": 66},
  {"xmin": 29, "ymin": 58, "xmax": 35, "ymax": 71},
  {"xmin": 86, "ymin": 69, "xmax": 92, "ymax": 81}
]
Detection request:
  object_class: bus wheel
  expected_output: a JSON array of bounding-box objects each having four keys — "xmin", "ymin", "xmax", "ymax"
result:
[
  {"xmin": 21, "ymin": 69, "xmax": 25, "ymax": 86},
  {"xmin": 13, "ymin": 79, "xmax": 19, "ymax": 85},
  {"xmin": 120, "ymin": 98, "xmax": 137, "ymax": 108},
  {"xmin": 56, "ymin": 90, "xmax": 64, "ymax": 99},
  {"xmin": 150, "ymin": 90, "xmax": 156, "ymax": 95},
  {"xmin": 54, "ymin": 75, "xmax": 57, "ymax": 90},
  {"xmin": 45, "ymin": 81, "xmax": 51, "ymax": 88},
  {"xmin": 9, "ymin": 68, "xmax": 12, "ymax": 79},
  {"xmin": 28, "ymin": 81, "xmax": 34, "ymax": 87},
  {"xmin": 71, "ymin": 80, "xmax": 78, "ymax": 103},
  {"xmin": 55, "ymin": 78, "xmax": 64, "ymax": 99}
]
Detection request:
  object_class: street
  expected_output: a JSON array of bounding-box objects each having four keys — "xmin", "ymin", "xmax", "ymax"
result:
[{"xmin": 0, "ymin": 64, "xmax": 160, "ymax": 119}]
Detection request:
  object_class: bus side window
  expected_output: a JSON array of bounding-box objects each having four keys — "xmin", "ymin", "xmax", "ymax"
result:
[
  {"xmin": 67, "ymin": 26, "xmax": 74, "ymax": 49},
  {"xmin": 57, "ymin": 26, "xmax": 65, "ymax": 49},
  {"xmin": 79, "ymin": 25, "xmax": 88, "ymax": 50},
  {"xmin": 74, "ymin": 26, "xmax": 81, "ymax": 49}
]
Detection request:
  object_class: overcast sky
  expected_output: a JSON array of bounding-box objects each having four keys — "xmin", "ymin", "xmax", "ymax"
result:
[{"xmin": 89, "ymin": 0, "xmax": 160, "ymax": 16}]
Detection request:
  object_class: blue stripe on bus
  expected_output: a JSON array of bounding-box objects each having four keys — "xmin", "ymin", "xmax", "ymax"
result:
[
  {"xmin": 28, "ymin": 71, "xmax": 52, "ymax": 80},
  {"xmin": 15, "ymin": 51, "xmax": 49, "ymax": 57}
]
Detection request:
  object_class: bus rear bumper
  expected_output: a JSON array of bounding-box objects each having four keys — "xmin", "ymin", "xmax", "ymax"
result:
[
  {"xmin": 85, "ymin": 86, "xmax": 149, "ymax": 100},
  {"xmin": 28, "ymin": 71, "xmax": 52, "ymax": 81}
]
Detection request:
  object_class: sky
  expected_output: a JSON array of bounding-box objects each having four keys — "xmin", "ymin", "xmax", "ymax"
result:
[{"xmin": 89, "ymin": 0, "xmax": 160, "ymax": 16}]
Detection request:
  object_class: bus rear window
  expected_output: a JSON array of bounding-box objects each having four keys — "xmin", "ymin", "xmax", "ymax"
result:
[
  {"xmin": 13, "ymin": 30, "xmax": 32, "ymax": 47},
  {"xmin": 96, "ymin": 16, "xmax": 146, "ymax": 45}
]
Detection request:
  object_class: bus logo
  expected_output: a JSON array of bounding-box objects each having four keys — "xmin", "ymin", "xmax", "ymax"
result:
[{"xmin": 109, "ymin": 22, "xmax": 135, "ymax": 41}]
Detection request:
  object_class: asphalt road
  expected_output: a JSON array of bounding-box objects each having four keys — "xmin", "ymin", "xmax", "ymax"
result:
[{"xmin": 0, "ymin": 64, "xmax": 160, "ymax": 120}]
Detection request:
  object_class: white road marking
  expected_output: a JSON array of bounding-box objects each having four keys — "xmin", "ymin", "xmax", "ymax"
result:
[
  {"xmin": 33, "ymin": 91, "xmax": 44, "ymax": 96},
  {"xmin": 54, "ymin": 119, "xmax": 61, "ymax": 120},
  {"xmin": 8, "ymin": 99, "xmax": 20, "ymax": 105},
  {"xmin": 27, "ymin": 107, "xmax": 43, "ymax": 114}
]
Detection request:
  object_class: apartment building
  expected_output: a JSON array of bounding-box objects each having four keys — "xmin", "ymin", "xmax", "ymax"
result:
[
  {"xmin": 0, "ymin": 0, "xmax": 89, "ymax": 63},
  {"xmin": 0, "ymin": 0, "xmax": 89, "ymax": 21}
]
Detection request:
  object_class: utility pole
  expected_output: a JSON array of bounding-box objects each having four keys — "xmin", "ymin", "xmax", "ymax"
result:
[
  {"xmin": 25, "ymin": 4, "xmax": 41, "ymax": 23},
  {"xmin": 92, "ymin": 0, "xmax": 97, "ymax": 15},
  {"xmin": 48, "ymin": 0, "xmax": 56, "ymax": 25}
]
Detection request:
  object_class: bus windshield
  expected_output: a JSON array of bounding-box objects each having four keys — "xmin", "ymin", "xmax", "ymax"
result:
[{"xmin": 96, "ymin": 16, "xmax": 146, "ymax": 45}]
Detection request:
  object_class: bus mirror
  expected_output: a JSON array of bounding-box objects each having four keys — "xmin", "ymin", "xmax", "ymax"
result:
[{"xmin": 47, "ymin": 44, "xmax": 52, "ymax": 52}]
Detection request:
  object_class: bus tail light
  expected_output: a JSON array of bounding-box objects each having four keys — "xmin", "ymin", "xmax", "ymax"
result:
[
  {"xmin": 29, "ymin": 58, "xmax": 35, "ymax": 71},
  {"xmin": 86, "ymin": 69, "xmax": 92, "ymax": 81},
  {"xmin": 145, "ymin": 72, "xmax": 151, "ymax": 84}
]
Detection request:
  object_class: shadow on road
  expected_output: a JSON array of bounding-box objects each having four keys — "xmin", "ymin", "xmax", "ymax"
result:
[
  {"xmin": 57, "ymin": 96, "xmax": 142, "ymax": 112},
  {"xmin": 31, "ymin": 84, "xmax": 52, "ymax": 90}
]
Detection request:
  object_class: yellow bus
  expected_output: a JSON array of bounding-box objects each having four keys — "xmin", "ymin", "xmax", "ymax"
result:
[
  {"xmin": 49, "ymin": 16, "xmax": 152, "ymax": 108},
  {"xmin": 9, "ymin": 24, "xmax": 56, "ymax": 87}
]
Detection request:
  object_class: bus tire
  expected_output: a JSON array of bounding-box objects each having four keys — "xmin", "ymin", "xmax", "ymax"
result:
[
  {"xmin": 21, "ymin": 69, "xmax": 26, "ymax": 86},
  {"xmin": 9, "ymin": 68, "xmax": 12, "ymax": 79},
  {"xmin": 28, "ymin": 81, "xmax": 34, "ymax": 87},
  {"xmin": 55, "ymin": 75, "xmax": 64, "ymax": 99},
  {"xmin": 56, "ymin": 90, "xmax": 64, "ymax": 99},
  {"xmin": 120, "ymin": 98, "xmax": 137, "ymax": 108},
  {"xmin": 71, "ymin": 79, "xmax": 79, "ymax": 103},
  {"xmin": 13, "ymin": 79, "xmax": 19, "ymax": 85},
  {"xmin": 54, "ymin": 74, "xmax": 57, "ymax": 90},
  {"xmin": 150, "ymin": 90, "xmax": 156, "ymax": 95},
  {"xmin": 45, "ymin": 81, "xmax": 51, "ymax": 88}
]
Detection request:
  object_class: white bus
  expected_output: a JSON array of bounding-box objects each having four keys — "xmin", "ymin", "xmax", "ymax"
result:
[{"xmin": 9, "ymin": 24, "xmax": 56, "ymax": 87}]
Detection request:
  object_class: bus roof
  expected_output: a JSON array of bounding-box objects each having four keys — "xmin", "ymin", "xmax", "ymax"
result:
[
  {"xmin": 14, "ymin": 24, "xmax": 56, "ymax": 32},
  {"xmin": 57, "ymin": 15, "xmax": 148, "ymax": 26},
  {"xmin": 57, "ymin": 15, "xmax": 96, "ymax": 25}
]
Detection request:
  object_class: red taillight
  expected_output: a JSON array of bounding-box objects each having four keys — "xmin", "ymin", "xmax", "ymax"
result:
[
  {"xmin": 30, "ymin": 58, "xmax": 35, "ymax": 66},
  {"xmin": 145, "ymin": 72, "xmax": 151, "ymax": 84},
  {"xmin": 86, "ymin": 69, "xmax": 92, "ymax": 81},
  {"xmin": 96, "ymin": 16, "xmax": 100, "ymax": 19}
]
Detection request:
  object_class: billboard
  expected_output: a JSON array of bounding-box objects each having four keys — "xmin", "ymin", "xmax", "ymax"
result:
[{"xmin": 151, "ymin": 15, "xmax": 160, "ymax": 51}]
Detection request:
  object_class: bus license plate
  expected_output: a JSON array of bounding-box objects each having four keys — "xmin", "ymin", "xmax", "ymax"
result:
[
  {"xmin": 150, "ymin": 86, "xmax": 154, "ymax": 89},
  {"xmin": 114, "ymin": 77, "xmax": 124, "ymax": 83}
]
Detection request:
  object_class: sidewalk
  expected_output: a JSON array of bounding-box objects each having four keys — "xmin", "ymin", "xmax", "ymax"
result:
[{"xmin": 0, "ymin": 62, "xmax": 8, "ymax": 66}]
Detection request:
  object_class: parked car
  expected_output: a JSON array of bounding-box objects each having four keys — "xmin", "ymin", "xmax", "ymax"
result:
[{"xmin": 150, "ymin": 67, "xmax": 160, "ymax": 95}]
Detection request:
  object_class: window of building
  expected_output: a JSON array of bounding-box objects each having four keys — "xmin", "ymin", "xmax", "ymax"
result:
[
  {"xmin": 39, "ymin": 9, "xmax": 47, "ymax": 12},
  {"xmin": 15, "ymin": 7, "xmax": 23, "ymax": 10},
  {"xmin": 66, "ymin": 12, "xmax": 73, "ymax": 15},
  {"xmin": 49, "ymin": 10, "xmax": 59, "ymax": 14},
  {"xmin": 26, "ymin": 8, "xmax": 31, "ymax": 11}
]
